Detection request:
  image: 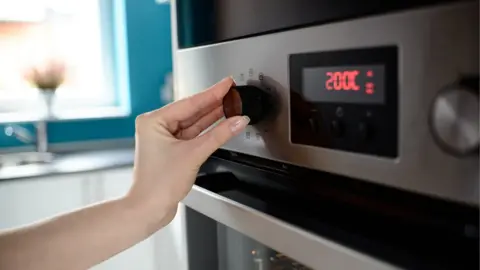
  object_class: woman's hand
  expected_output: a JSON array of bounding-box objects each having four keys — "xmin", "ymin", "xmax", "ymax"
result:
[
  {"xmin": 0, "ymin": 77, "xmax": 249, "ymax": 270},
  {"xmin": 128, "ymin": 77, "xmax": 250, "ymax": 227}
]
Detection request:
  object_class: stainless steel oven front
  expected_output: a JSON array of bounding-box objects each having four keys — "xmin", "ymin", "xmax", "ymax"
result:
[
  {"xmin": 171, "ymin": 0, "xmax": 479, "ymax": 206},
  {"xmin": 170, "ymin": 1, "xmax": 479, "ymax": 269}
]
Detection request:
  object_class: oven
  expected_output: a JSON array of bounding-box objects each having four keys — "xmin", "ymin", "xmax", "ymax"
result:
[{"xmin": 169, "ymin": 1, "xmax": 479, "ymax": 269}]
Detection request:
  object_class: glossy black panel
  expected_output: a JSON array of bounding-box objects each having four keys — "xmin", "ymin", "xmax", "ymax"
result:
[
  {"xmin": 191, "ymin": 151, "xmax": 479, "ymax": 270},
  {"xmin": 290, "ymin": 46, "xmax": 398, "ymax": 157},
  {"xmin": 176, "ymin": 0, "xmax": 468, "ymax": 49}
]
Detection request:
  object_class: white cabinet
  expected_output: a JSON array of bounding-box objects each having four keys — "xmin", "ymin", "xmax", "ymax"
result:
[
  {"xmin": 0, "ymin": 173, "xmax": 94, "ymax": 230},
  {"xmin": 0, "ymin": 167, "xmax": 187, "ymax": 270},
  {"xmin": 100, "ymin": 168, "xmax": 133, "ymax": 200},
  {"xmin": 92, "ymin": 168, "xmax": 157, "ymax": 270},
  {"xmin": 93, "ymin": 167, "xmax": 188, "ymax": 270}
]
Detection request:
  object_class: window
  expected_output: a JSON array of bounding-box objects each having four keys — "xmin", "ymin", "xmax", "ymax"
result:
[{"xmin": 0, "ymin": 0, "xmax": 126, "ymax": 120}]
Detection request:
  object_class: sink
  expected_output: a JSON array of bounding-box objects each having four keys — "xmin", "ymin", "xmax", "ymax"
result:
[{"xmin": 0, "ymin": 152, "xmax": 55, "ymax": 168}]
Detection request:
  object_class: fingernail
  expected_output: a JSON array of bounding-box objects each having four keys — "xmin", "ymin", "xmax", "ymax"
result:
[
  {"xmin": 213, "ymin": 77, "xmax": 232, "ymax": 87},
  {"xmin": 212, "ymin": 77, "xmax": 234, "ymax": 88},
  {"xmin": 221, "ymin": 76, "xmax": 233, "ymax": 82},
  {"xmin": 225, "ymin": 76, "xmax": 236, "ymax": 85},
  {"xmin": 230, "ymin": 116, "xmax": 250, "ymax": 132}
]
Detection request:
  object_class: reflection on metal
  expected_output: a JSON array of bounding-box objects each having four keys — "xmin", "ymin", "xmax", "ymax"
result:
[{"xmin": 184, "ymin": 186, "xmax": 399, "ymax": 270}]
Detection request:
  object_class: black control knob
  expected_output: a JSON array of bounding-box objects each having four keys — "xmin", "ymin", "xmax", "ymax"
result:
[
  {"xmin": 223, "ymin": 85, "xmax": 272, "ymax": 125},
  {"xmin": 308, "ymin": 117, "xmax": 319, "ymax": 134},
  {"xmin": 429, "ymin": 76, "xmax": 479, "ymax": 157},
  {"xmin": 358, "ymin": 122, "xmax": 372, "ymax": 141},
  {"xmin": 330, "ymin": 120, "xmax": 344, "ymax": 137}
]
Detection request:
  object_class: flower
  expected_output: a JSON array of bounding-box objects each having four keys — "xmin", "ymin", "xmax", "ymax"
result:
[{"xmin": 24, "ymin": 59, "xmax": 66, "ymax": 92}]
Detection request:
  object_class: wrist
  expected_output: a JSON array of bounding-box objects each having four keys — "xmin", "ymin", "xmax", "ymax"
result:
[{"xmin": 121, "ymin": 192, "xmax": 176, "ymax": 235}]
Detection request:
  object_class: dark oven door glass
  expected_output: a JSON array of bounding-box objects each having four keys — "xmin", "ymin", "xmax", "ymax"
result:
[
  {"xmin": 184, "ymin": 151, "xmax": 480, "ymax": 270},
  {"xmin": 175, "ymin": 0, "xmax": 460, "ymax": 49},
  {"xmin": 186, "ymin": 207, "xmax": 312, "ymax": 270}
]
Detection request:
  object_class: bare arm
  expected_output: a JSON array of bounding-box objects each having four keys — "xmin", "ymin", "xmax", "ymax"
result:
[
  {"xmin": 0, "ymin": 77, "xmax": 248, "ymax": 270},
  {"xmin": 0, "ymin": 197, "xmax": 173, "ymax": 270}
]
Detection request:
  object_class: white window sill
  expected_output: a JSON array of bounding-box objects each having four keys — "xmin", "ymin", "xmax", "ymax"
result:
[{"xmin": 0, "ymin": 106, "xmax": 131, "ymax": 124}]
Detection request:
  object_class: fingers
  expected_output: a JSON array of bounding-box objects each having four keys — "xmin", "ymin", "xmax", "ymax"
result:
[
  {"xmin": 189, "ymin": 116, "xmax": 250, "ymax": 161},
  {"xmin": 176, "ymin": 106, "xmax": 224, "ymax": 140},
  {"xmin": 177, "ymin": 101, "xmax": 218, "ymax": 130},
  {"xmin": 154, "ymin": 77, "xmax": 234, "ymax": 133}
]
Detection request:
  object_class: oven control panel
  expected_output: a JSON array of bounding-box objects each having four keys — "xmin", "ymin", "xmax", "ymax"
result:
[
  {"xmin": 289, "ymin": 46, "xmax": 398, "ymax": 157},
  {"xmin": 173, "ymin": 2, "xmax": 479, "ymax": 205}
]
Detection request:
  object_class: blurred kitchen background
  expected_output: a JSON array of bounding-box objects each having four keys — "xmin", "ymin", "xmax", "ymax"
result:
[
  {"xmin": 0, "ymin": 0, "xmax": 173, "ymax": 149},
  {"xmin": 0, "ymin": 1, "xmax": 183, "ymax": 269},
  {"xmin": 0, "ymin": 1, "xmax": 478, "ymax": 270}
]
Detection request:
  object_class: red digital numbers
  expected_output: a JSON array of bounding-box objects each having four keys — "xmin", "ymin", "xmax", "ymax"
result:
[{"xmin": 325, "ymin": 70, "xmax": 360, "ymax": 91}]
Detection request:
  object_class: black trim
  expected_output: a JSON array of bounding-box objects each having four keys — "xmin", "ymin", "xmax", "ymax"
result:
[
  {"xmin": 176, "ymin": 0, "xmax": 472, "ymax": 49},
  {"xmin": 191, "ymin": 149, "xmax": 479, "ymax": 270}
]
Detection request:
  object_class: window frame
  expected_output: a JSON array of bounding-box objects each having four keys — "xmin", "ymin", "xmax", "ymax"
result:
[{"xmin": 0, "ymin": 0, "xmax": 131, "ymax": 122}]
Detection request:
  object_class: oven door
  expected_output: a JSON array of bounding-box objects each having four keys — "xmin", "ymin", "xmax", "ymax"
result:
[
  {"xmin": 184, "ymin": 187, "xmax": 396, "ymax": 270},
  {"xmin": 182, "ymin": 153, "xmax": 478, "ymax": 270}
]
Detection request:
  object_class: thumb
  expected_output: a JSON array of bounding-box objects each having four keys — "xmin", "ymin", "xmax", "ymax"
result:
[{"xmin": 191, "ymin": 115, "xmax": 250, "ymax": 161}]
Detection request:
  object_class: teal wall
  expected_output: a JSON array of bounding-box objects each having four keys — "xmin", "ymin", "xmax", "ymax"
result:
[{"xmin": 0, "ymin": 0, "xmax": 172, "ymax": 148}]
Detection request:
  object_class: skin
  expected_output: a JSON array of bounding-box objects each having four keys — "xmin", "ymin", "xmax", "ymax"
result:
[{"xmin": 0, "ymin": 77, "xmax": 249, "ymax": 270}]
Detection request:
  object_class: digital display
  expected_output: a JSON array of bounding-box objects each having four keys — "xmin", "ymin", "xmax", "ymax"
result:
[{"xmin": 302, "ymin": 65, "xmax": 385, "ymax": 104}]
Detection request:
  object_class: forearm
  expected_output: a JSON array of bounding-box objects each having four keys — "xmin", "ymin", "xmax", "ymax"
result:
[{"xmin": 0, "ymin": 196, "xmax": 172, "ymax": 270}]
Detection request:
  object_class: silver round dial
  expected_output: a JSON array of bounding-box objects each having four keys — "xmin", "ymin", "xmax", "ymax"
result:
[{"xmin": 430, "ymin": 85, "xmax": 479, "ymax": 156}]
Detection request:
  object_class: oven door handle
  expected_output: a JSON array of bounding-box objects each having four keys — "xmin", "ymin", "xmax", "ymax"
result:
[
  {"xmin": 194, "ymin": 172, "xmax": 239, "ymax": 192},
  {"xmin": 183, "ymin": 183, "xmax": 400, "ymax": 270}
]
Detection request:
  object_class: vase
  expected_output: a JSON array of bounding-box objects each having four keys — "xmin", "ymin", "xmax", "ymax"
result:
[{"xmin": 40, "ymin": 90, "xmax": 55, "ymax": 120}]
